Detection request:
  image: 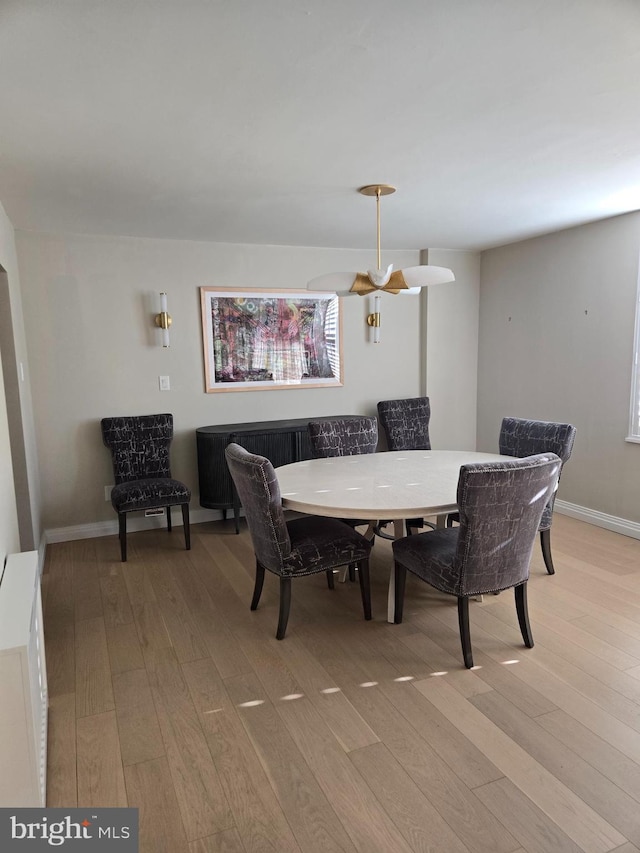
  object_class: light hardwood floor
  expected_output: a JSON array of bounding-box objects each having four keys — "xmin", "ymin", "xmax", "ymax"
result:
[{"xmin": 42, "ymin": 513, "xmax": 640, "ymax": 853}]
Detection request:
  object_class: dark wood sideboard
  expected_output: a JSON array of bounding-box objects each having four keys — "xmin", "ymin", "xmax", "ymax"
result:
[{"xmin": 196, "ymin": 416, "xmax": 362, "ymax": 532}]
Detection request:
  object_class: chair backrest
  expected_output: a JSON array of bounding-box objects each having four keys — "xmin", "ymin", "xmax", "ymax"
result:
[
  {"xmin": 101, "ymin": 414, "xmax": 174, "ymax": 484},
  {"xmin": 224, "ymin": 442, "xmax": 290, "ymax": 572},
  {"xmin": 377, "ymin": 397, "xmax": 431, "ymax": 451},
  {"xmin": 499, "ymin": 417, "xmax": 576, "ymax": 463},
  {"xmin": 499, "ymin": 417, "xmax": 576, "ymax": 528},
  {"xmin": 308, "ymin": 416, "xmax": 378, "ymax": 458},
  {"xmin": 454, "ymin": 453, "xmax": 561, "ymax": 596}
]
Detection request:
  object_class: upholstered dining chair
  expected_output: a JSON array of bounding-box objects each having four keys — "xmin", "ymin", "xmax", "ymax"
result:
[
  {"xmin": 101, "ymin": 413, "xmax": 191, "ymax": 562},
  {"xmin": 308, "ymin": 416, "xmax": 378, "ymax": 458},
  {"xmin": 308, "ymin": 416, "xmax": 378, "ymax": 580},
  {"xmin": 377, "ymin": 396, "xmax": 431, "ymax": 451},
  {"xmin": 499, "ymin": 417, "xmax": 576, "ymax": 574},
  {"xmin": 377, "ymin": 396, "xmax": 433, "ymax": 534},
  {"xmin": 447, "ymin": 417, "xmax": 576, "ymax": 575},
  {"xmin": 393, "ymin": 453, "xmax": 561, "ymax": 668},
  {"xmin": 225, "ymin": 442, "xmax": 372, "ymax": 639}
]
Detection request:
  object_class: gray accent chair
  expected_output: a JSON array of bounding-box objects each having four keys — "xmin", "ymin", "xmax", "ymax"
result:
[
  {"xmin": 447, "ymin": 417, "xmax": 577, "ymax": 574},
  {"xmin": 308, "ymin": 416, "xmax": 378, "ymax": 458},
  {"xmin": 308, "ymin": 416, "xmax": 378, "ymax": 581},
  {"xmin": 225, "ymin": 442, "xmax": 372, "ymax": 640},
  {"xmin": 377, "ymin": 396, "xmax": 432, "ymax": 534},
  {"xmin": 377, "ymin": 396, "xmax": 431, "ymax": 451},
  {"xmin": 393, "ymin": 453, "xmax": 561, "ymax": 668},
  {"xmin": 101, "ymin": 413, "xmax": 191, "ymax": 562}
]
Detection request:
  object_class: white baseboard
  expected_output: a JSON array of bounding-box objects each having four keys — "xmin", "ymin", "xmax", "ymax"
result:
[
  {"xmin": 554, "ymin": 499, "xmax": 640, "ymax": 540},
  {"xmin": 44, "ymin": 507, "xmax": 229, "ymax": 544}
]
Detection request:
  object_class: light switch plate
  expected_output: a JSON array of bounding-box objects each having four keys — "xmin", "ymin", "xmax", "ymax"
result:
[{"xmin": 159, "ymin": 375, "xmax": 170, "ymax": 391}]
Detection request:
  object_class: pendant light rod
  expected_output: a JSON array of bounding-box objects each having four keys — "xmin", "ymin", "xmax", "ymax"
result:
[
  {"xmin": 359, "ymin": 184, "xmax": 396, "ymax": 272},
  {"xmin": 376, "ymin": 186, "xmax": 381, "ymax": 271}
]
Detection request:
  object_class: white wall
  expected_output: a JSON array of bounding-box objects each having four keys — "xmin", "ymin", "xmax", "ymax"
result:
[
  {"xmin": 0, "ymin": 202, "xmax": 27, "ymax": 560},
  {"xmin": 17, "ymin": 231, "xmax": 449, "ymax": 533},
  {"xmin": 424, "ymin": 249, "xmax": 480, "ymax": 450},
  {"xmin": 478, "ymin": 210, "xmax": 640, "ymax": 523}
]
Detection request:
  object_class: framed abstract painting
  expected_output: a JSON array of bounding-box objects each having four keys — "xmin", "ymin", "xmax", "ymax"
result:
[{"xmin": 200, "ymin": 288, "xmax": 343, "ymax": 392}]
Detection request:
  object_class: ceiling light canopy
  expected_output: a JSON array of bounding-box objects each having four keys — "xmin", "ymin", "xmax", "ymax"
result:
[{"xmin": 307, "ymin": 185, "xmax": 455, "ymax": 296}]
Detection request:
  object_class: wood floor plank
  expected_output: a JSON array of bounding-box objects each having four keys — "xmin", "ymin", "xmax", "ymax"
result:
[
  {"xmin": 112, "ymin": 668, "xmax": 165, "ymax": 766},
  {"xmin": 348, "ymin": 741, "xmax": 472, "ymax": 853},
  {"xmin": 472, "ymin": 689, "xmax": 640, "ymax": 846},
  {"xmin": 46, "ymin": 692, "xmax": 77, "ymax": 807},
  {"xmin": 43, "ymin": 542, "xmax": 75, "ymax": 624},
  {"xmin": 467, "ymin": 603, "xmax": 640, "ymax": 734},
  {"xmin": 347, "ymin": 628, "xmax": 504, "ymax": 789},
  {"xmin": 183, "ymin": 659, "xmax": 302, "ymax": 853},
  {"xmin": 133, "ymin": 600, "xmax": 173, "ymax": 667},
  {"xmin": 171, "ymin": 554, "xmax": 253, "ymax": 679},
  {"xmin": 271, "ymin": 634, "xmax": 380, "ymax": 752},
  {"xmin": 72, "ymin": 538, "xmax": 103, "ymax": 623},
  {"xmin": 474, "ymin": 776, "xmax": 587, "ymax": 853},
  {"xmin": 189, "ymin": 830, "xmax": 246, "ymax": 853},
  {"xmin": 529, "ymin": 606, "xmax": 640, "ymax": 671},
  {"xmin": 572, "ymin": 614, "xmax": 640, "ymax": 660},
  {"xmin": 124, "ymin": 757, "xmax": 190, "ymax": 853},
  {"xmin": 413, "ymin": 675, "xmax": 627, "ymax": 853},
  {"xmin": 146, "ymin": 646, "xmax": 235, "ymax": 841},
  {"xmin": 272, "ymin": 694, "xmax": 414, "ymax": 853},
  {"xmin": 296, "ymin": 624, "xmax": 518, "ymax": 853},
  {"xmin": 105, "ymin": 619, "xmax": 146, "ymax": 676},
  {"xmin": 74, "ymin": 615, "xmax": 114, "ymax": 717},
  {"xmin": 100, "ymin": 571, "xmax": 135, "ymax": 629},
  {"xmin": 146, "ymin": 555, "xmax": 209, "ymax": 664},
  {"xmin": 45, "ymin": 619, "xmax": 76, "ymax": 696},
  {"xmin": 398, "ymin": 629, "xmax": 494, "ymax": 698},
  {"xmin": 404, "ymin": 610, "xmax": 559, "ymax": 716},
  {"xmin": 225, "ymin": 671, "xmax": 355, "ymax": 852},
  {"xmin": 76, "ymin": 710, "xmax": 127, "ymax": 807},
  {"xmin": 479, "ymin": 591, "xmax": 640, "ymax": 704},
  {"xmin": 535, "ymin": 710, "xmax": 640, "ymax": 804}
]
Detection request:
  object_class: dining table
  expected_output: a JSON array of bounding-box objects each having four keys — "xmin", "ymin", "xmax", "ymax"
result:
[{"xmin": 276, "ymin": 449, "xmax": 508, "ymax": 622}]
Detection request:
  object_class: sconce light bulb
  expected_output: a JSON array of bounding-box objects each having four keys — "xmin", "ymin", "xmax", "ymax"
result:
[{"xmin": 156, "ymin": 292, "xmax": 171, "ymax": 346}]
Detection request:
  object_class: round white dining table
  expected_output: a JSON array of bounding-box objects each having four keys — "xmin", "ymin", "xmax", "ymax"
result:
[{"xmin": 276, "ymin": 450, "xmax": 508, "ymax": 622}]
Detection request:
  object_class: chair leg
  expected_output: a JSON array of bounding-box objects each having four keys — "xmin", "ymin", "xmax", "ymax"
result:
[
  {"xmin": 457, "ymin": 597, "xmax": 473, "ymax": 668},
  {"xmin": 348, "ymin": 563, "xmax": 356, "ymax": 582},
  {"xmin": 393, "ymin": 561, "xmax": 407, "ymax": 624},
  {"xmin": 118, "ymin": 513, "xmax": 127, "ymax": 562},
  {"xmin": 251, "ymin": 561, "xmax": 265, "ymax": 611},
  {"xmin": 182, "ymin": 504, "xmax": 191, "ymax": 550},
  {"xmin": 276, "ymin": 577, "xmax": 292, "ymax": 640},
  {"xmin": 358, "ymin": 558, "xmax": 372, "ymax": 621},
  {"xmin": 540, "ymin": 528, "xmax": 555, "ymax": 574},
  {"xmin": 515, "ymin": 583, "xmax": 534, "ymax": 648},
  {"xmin": 326, "ymin": 570, "xmax": 335, "ymax": 590},
  {"xmin": 166, "ymin": 507, "xmax": 172, "ymax": 531}
]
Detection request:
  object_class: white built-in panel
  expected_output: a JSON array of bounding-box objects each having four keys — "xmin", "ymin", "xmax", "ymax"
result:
[{"xmin": 0, "ymin": 551, "xmax": 47, "ymax": 806}]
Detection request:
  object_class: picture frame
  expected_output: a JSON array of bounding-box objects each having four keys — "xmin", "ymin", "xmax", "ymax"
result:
[{"xmin": 200, "ymin": 287, "xmax": 343, "ymax": 393}]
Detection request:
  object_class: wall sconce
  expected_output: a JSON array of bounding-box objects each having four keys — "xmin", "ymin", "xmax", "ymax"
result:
[
  {"xmin": 154, "ymin": 292, "xmax": 172, "ymax": 347},
  {"xmin": 366, "ymin": 294, "xmax": 381, "ymax": 343}
]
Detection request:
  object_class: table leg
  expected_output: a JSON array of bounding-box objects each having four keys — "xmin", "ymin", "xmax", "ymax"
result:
[{"xmin": 386, "ymin": 520, "xmax": 405, "ymax": 622}]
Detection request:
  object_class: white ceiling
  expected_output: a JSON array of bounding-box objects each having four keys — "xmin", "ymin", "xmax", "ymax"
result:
[{"xmin": 1, "ymin": 0, "xmax": 640, "ymax": 252}]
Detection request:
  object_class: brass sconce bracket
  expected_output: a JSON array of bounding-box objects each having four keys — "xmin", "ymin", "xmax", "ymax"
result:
[{"xmin": 154, "ymin": 311, "xmax": 172, "ymax": 331}]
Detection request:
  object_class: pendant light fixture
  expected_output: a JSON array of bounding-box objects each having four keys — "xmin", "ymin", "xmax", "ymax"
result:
[{"xmin": 307, "ymin": 185, "xmax": 455, "ymax": 297}]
